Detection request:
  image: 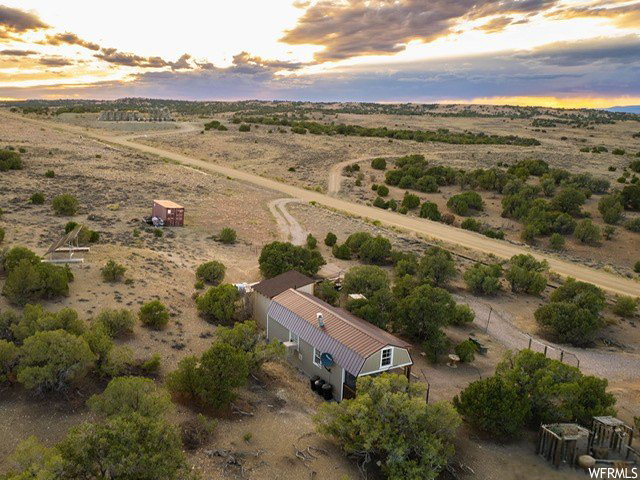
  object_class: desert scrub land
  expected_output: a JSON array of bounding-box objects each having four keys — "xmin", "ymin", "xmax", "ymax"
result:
[{"xmin": 1, "ymin": 105, "xmax": 639, "ymax": 480}]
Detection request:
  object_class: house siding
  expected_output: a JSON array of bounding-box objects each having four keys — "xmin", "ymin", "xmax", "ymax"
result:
[
  {"xmin": 267, "ymin": 315, "xmax": 345, "ymax": 400},
  {"xmin": 252, "ymin": 292, "xmax": 272, "ymax": 329},
  {"xmin": 359, "ymin": 347, "xmax": 412, "ymax": 375}
]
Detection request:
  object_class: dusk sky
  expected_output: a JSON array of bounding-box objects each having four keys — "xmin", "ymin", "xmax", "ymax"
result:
[{"xmin": 0, "ymin": 1, "xmax": 639, "ymax": 107}]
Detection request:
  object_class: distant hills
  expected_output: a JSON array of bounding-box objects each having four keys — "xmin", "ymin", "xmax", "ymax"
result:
[{"xmin": 607, "ymin": 105, "xmax": 640, "ymax": 114}]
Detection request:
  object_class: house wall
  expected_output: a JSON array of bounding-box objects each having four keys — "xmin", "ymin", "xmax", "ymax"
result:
[
  {"xmin": 252, "ymin": 292, "xmax": 271, "ymax": 329},
  {"xmin": 296, "ymin": 283, "xmax": 314, "ymax": 295},
  {"xmin": 267, "ymin": 315, "xmax": 345, "ymax": 401},
  {"xmin": 359, "ymin": 347, "xmax": 412, "ymax": 376}
]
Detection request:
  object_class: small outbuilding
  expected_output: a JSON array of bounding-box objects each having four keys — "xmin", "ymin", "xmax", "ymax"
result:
[
  {"xmin": 252, "ymin": 270, "xmax": 315, "ymax": 329},
  {"xmin": 152, "ymin": 200, "xmax": 184, "ymax": 226}
]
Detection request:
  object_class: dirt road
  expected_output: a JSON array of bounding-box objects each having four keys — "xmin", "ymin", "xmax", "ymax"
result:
[
  {"xmin": 268, "ymin": 198, "xmax": 307, "ymax": 245},
  {"xmin": 5, "ymin": 111, "xmax": 639, "ymax": 297}
]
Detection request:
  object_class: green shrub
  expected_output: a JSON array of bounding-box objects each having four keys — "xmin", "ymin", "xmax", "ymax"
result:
[
  {"xmin": 0, "ymin": 149, "xmax": 23, "ymax": 171},
  {"xmin": 376, "ymin": 184, "xmax": 389, "ymax": 196},
  {"xmin": 612, "ymin": 148, "xmax": 626, "ymax": 155},
  {"xmin": 196, "ymin": 284, "xmax": 239, "ymax": 322},
  {"xmin": 95, "ymin": 309, "xmax": 134, "ymax": 338},
  {"xmin": 52, "ymin": 194, "xmax": 79, "ymax": 216},
  {"xmin": 342, "ymin": 265, "xmax": 389, "ymax": 297},
  {"xmin": 371, "ymin": 157, "xmax": 387, "ymax": 170},
  {"xmin": 419, "ymin": 201, "xmax": 441, "ymax": 221},
  {"xmin": 550, "ymin": 187, "xmax": 586, "ymax": 216},
  {"xmin": 306, "ymin": 233, "xmax": 317, "ymax": 249},
  {"xmin": 3, "ymin": 258, "xmax": 72, "ymax": 306},
  {"xmin": 0, "ymin": 227, "xmax": 4, "ymax": 244},
  {"xmin": 621, "ymin": 184, "xmax": 640, "ymax": 210},
  {"xmin": 315, "ymin": 374, "xmax": 460, "ymax": 480},
  {"xmin": 0, "ymin": 339, "xmax": 18, "ymax": 384},
  {"xmin": 454, "ymin": 340, "xmax": 477, "ymax": 363},
  {"xmin": 598, "ymin": 193, "xmax": 624, "ymax": 224},
  {"xmin": 88, "ymin": 376, "xmax": 172, "ymax": 418},
  {"xmin": 167, "ymin": 342, "xmax": 249, "ymax": 410},
  {"xmin": 454, "ymin": 375, "xmax": 529, "ymax": 438},
  {"xmin": 373, "ymin": 196, "xmax": 387, "ymax": 209},
  {"xmin": 11, "ymin": 305, "xmax": 85, "ymax": 342},
  {"xmin": 315, "ymin": 281, "xmax": 339, "ymax": 306},
  {"xmin": 505, "ymin": 254, "xmax": 548, "ymax": 296},
  {"xmin": 219, "ymin": 227, "xmax": 237, "ymax": 244},
  {"xmin": 44, "ymin": 169, "xmax": 55, "ymax": 178},
  {"xmin": 30, "ymin": 192, "xmax": 45, "ymax": 205},
  {"xmin": 613, "ymin": 296, "xmax": 637, "ymax": 318},
  {"xmin": 461, "ymin": 218, "xmax": 482, "ymax": 232},
  {"xmin": 195, "ymin": 260, "xmax": 226, "ymax": 285},
  {"xmin": 417, "ymin": 247, "xmax": 456, "ymax": 287},
  {"xmin": 635, "ymin": 261, "xmax": 640, "ymax": 273},
  {"xmin": 625, "ymin": 218, "xmax": 640, "ymax": 232},
  {"xmin": 2, "ymin": 246, "xmax": 40, "ymax": 272},
  {"xmin": 447, "ymin": 191, "xmax": 483, "ymax": 216},
  {"xmin": 401, "ymin": 192, "xmax": 420, "ymax": 210},
  {"xmin": 332, "ymin": 243, "xmax": 351, "ymax": 260},
  {"xmin": 17, "ymin": 330, "xmax": 95, "ymax": 393},
  {"xmin": 259, "ymin": 241, "xmax": 325, "ymax": 278},
  {"xmin": 535, "ymin": 278, "xmax": 605, "ymax": 345},
  {"xmin": 359, "ymin": 236, "xmax": 392, "ymax": 264},
  {"xmin": 238, "ymin": 124, "xmax": 250, "ymax": 132},
  {"xmin": 463, "ymin": 263, "xmax": 502, "ymax": 295},
  {"xmin": 153, "ymin": 228, "xmax": 163, "ymax": 238},
  {"xmin": 549, "ymin": 233, "xmax": 565, "ymax": 250},
  {"xmin": 324, "ymin": 232, "xmax": 337, "ymax": 246},
  {"xmin": 100, "ymin": 259, "xmax": 126, "ymax": 282},
  {"xmin": 574, "ymin": 219, "xmax": 601, "ymax": 245},
  {"xmin": 139, "ymin": 300, "xmax": 169, "ymax": 330}
]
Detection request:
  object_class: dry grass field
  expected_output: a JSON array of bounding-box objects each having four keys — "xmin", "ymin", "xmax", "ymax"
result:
[{"xmin": 1, "ymin": 106, "xmax": 639, "ymax": 480}]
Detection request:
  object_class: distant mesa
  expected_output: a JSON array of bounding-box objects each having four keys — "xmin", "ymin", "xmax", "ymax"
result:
[{"xmin": 98, "ymin": 107, "xmax": 174, "ymax": 122}]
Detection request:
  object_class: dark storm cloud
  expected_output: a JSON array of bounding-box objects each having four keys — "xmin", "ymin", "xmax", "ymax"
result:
[
  {"xmin": 45, "ymin": 32, "xmax": 100, "ymax": 51},
  {"xmin": 0, "ymin": 5, "xmax": 48, "ymax": 33},
  {"xmin": 0, "ymin": 48, "xmax": 37, "ymax": 56},
  {"xmin": 521, "ymin": 35, "xmax": 640, "ymax": 66},
  {"xmin": 281, "ymin": 0, "xmax": 560, "ymax": 62},
  {"xmin": 39, "ymin": 56, "xmax": 75, "ymax": 66}
]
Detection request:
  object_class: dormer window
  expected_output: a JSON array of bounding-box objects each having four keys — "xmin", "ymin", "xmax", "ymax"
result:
[{"xmin": 381, "ymin": 347, "xmax": 392, "ymax": 368}]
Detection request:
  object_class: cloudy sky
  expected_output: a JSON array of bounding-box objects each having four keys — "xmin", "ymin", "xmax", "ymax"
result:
[{"xmin": 0, "ymin": 0, "xmax": 639, "ymax": 107}]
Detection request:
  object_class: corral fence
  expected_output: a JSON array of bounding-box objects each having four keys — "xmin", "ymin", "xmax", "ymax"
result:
[{"xmin": 523, "ymin": 335, "xmax": 580, "ymax": 369}]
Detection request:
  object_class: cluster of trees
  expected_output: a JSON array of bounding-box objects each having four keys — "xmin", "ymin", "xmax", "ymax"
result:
[
  {"xmin": 384, "ymin": 154, "xmax": 457, "ymax": 192},
  {"xmin": 0, "ymin": 304, "xmax": 157, "ymax": 394},
  {"xmin": 341, "ymin": 247, "xmax": 474, "ymax": 361},
  {"xmin": 315, "ymin": 374, "xmax": 460, "ymax": 480},
  {"xmin": 259, "ymin": 241, "xmax": 325, "ymax": 278},
  {"xmin": 454, "ymin": 349, "xmax": 616, "ymax": 439},
  {"xmin": 1, "ymin": 246, "xmax": 73, "ymax": 306},
  {"xmin": 2, "ymin": 376, "xmax": 191, "ymax": 479},
  {"xmin": 330, "ymin": 231, "xmax": 393, "ymax": 264},
  {"xmin": 233, "ymin": 116, "xmax": 541, "ymax": 146},
  {"xmin": 167, "ymin": 320, "xmax": 282, "ymax": 410}
]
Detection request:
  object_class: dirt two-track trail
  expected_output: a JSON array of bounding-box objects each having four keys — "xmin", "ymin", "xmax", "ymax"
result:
[{"xmin": 5, "ymin": 111, "xmax": 639, "ymax": 297}]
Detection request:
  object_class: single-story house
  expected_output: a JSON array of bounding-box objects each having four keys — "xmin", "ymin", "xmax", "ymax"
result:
[
  {"xmin": 267, "ymin": 288, "xmax": 413, "ymax": 401},
  {"xmin": 252, "ymin": 270, "xmax": 315, "ymax": 329}
]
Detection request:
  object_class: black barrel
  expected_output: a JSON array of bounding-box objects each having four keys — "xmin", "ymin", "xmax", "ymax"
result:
[
  {"xmin": 314, "ymin": 379, "xmax": 325, "ymax": 395},
  {"xmin": 321, "ymin": 383, "xmax": 333, "ymax": 400},
  {"xmin": 310, "ymin": 375, "xmax": 320, "ymax": 392}
]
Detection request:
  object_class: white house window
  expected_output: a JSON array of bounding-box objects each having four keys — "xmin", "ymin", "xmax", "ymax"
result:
[
  {"xmin": 381, "ymin": 348, "xmax": 393, "ymax": 368},
  {"xmin": 313, "ymin": 348, "xmax": 322, "ymax": 367},
  {"xmin": 289, "ymin": 331, "xmax": 299, "ymax": 346}
]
